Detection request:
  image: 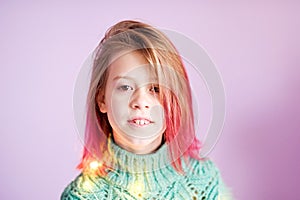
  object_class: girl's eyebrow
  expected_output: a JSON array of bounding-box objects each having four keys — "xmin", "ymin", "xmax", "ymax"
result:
[
  {"xmin": 113, "ymin": 75, "xmax": 158, "ymax": 83},
  {"xmin": 112, "ymin": 76, "xmax": 135, "ymax": 82}
]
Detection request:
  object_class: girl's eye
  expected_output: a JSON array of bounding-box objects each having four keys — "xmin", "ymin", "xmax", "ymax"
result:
[
  {"xmin": 149, "ymin": 85, "xmax": 160, "ymax": 93},
  {"xmin": 118, "ymin": 85, "xmax": 133, "ymax": 91}
]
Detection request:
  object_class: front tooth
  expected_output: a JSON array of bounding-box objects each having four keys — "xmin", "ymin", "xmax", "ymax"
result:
[{"xmin": 133, "ymin": 119, "xmax": 150, "ymax": 125}]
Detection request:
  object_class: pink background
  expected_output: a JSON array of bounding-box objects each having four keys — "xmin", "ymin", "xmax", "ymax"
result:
[{"xmin": 1, "ymin": 1, "xmax": 299, "ymax": 199}]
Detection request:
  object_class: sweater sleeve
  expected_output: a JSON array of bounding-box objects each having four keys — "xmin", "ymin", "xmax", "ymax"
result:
[
  {"xmin": 184, "ymin": 158, "xmax": 233, "ymax": 200},
  {"xmin": 60, "ymin": 173, "xmax": 109, "ymax": 200},
  {"xmin": 60, "ymin": 174, "xmax": 85, "ymax": 200},
  {"xmin": 194, "ymin": 159, "xmax": 234, "ymax": 200},
  {"xmin": 218, "ymin": 177, "xmax": 234, "ymax": 200},
  {"xmin": 60, "ymin": 183, "xmax": 81, "ymax": 200},
  {"xmin": 212, "ymin": 161, "xmax": 233, "ymax": 200}
]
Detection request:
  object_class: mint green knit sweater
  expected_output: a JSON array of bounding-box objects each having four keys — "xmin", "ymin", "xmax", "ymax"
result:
[{"xmin": 61, "ymin": 141, "xmax": 232, "ymax": 200}]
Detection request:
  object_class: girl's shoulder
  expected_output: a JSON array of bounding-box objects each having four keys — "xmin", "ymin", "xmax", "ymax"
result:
[
  {"xmin": 184, "ymin": 157, "xmax": 234, "ymax": 200},
  {"xmin": 185, "ymin": 157, "xmax": 221, "ymax": 177},
  {"xmin": 60, "ymin": 173, "xmax": 108, "ymax": 200}
]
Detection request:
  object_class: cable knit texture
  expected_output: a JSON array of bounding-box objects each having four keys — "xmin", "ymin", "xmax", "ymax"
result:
[{"xmin": 61, "ymin": 140, "xmax": 232, "ymax": 200}]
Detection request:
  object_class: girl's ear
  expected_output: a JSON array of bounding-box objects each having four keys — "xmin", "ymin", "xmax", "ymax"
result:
[{"xmin": 97, "ymin": 92, "xmax": 107, "ymax": 113}]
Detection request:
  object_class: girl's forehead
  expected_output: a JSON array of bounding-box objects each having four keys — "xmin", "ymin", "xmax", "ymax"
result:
[
  {"xmin": 109, "ymin": 66, "xmax": 158, "ymax": 85},
  {"xmin": 108, "ymin": 52, "xmax": 158, "ymax": 82}
]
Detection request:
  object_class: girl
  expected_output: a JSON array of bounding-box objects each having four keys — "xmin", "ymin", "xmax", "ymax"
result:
[{"xmin": 61, "ymin": 20, "xmax": 232, "ymax": 200}]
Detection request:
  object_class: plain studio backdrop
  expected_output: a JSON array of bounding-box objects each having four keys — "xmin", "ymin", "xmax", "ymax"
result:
[{"xmin": 0, "ymin": 1, "xmax": 299, "ymax": 199}]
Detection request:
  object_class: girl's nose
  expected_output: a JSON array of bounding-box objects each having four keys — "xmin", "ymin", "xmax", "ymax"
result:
[{"xmin": 129, "ymin": 88, "xmax": 150, "ymax": 110}]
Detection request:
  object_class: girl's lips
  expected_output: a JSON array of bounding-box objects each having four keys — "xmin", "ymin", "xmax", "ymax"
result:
[{"xmin": 128, "ymin": 118, "xmax": 153, "ymax": 127}]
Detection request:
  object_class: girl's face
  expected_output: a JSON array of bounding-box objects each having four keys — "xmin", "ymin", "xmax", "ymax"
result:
[{"xmin": 98, "ymin": 51, "xmax": 166, "ymax": 154}]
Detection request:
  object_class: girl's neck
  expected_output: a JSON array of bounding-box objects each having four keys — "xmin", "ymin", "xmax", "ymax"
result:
[{"xmin": 112, "ymin": 132, "xmax": 164, "ymax": 155}]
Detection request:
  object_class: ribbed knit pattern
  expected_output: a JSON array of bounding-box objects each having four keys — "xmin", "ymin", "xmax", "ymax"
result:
[{"xmin": 61, "ymin": 141, "xmax": 230, "ymax": 200}]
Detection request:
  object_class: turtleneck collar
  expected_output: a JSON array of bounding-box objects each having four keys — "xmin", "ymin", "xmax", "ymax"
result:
[
  {"xmin": 100, "ymin": 136, "xmax": 184, "ymax": 196},
  {"xmin": 106, "ymin": 136, "xmax": 171, "ymax": 173}
]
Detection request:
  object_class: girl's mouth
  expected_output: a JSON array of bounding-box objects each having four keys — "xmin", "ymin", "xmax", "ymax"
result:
[{"xmin": 128, "ymin": 118, "xmax": 153, "ymax": 127}]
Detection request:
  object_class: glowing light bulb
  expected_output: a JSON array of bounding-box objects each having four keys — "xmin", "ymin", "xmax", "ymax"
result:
[
  {"xmin": 89, "ymin": 160, "xmax": 102, "ymax": 170},
  {"xmin": 82, "ymin": 180, "xmax": 93, "ymax": 191},
  {"xmin": 130, "ymin": 181, "xmax": 144, "ymax": 198},
  {"xmin": 134, "ymin": 184, "xmax": 143, "ymax": 194}
]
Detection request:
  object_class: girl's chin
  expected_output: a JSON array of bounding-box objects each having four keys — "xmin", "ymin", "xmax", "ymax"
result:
[{"xmin": 116, "ymin": 127, "xmax": 164, "ymax": 140}]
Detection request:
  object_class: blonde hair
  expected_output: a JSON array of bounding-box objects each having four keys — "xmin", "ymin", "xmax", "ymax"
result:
[{"xmin": 78, "ymin": 20, "xmax": 201, "ymax": 174}]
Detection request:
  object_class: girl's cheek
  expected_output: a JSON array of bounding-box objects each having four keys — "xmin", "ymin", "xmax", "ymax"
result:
[{"xmin": 111, "ymin": 95, "xmax": 130, "ymax": 109}]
